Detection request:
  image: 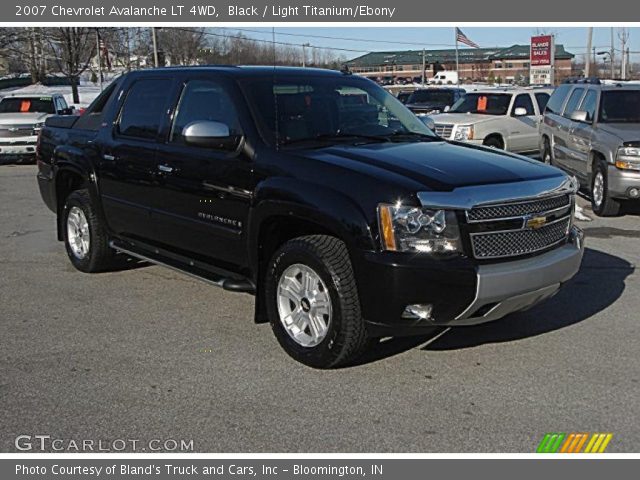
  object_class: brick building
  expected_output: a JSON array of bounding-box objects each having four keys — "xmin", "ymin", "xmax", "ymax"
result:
[{"xmin": 346, "ymin": 44, "xmax": 574, "ymax": 84}]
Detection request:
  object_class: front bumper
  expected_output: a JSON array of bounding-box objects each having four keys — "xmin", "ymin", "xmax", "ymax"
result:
[
  {"xmin": 357, "ymin": 226, "xmax": 584, "ymax": 336},
  {"xmin": 0, "ymin": 137, "xmax": 38, "ymax": 163},
  {"xmin": 607, "ymin": 164, "xmax": 640, "ymax": 199}
]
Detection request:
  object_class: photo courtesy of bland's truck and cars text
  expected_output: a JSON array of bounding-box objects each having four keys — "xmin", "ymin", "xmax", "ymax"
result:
[{"xmin": 0, "ymin": 0, "xmax": 639, "ymax": 478}]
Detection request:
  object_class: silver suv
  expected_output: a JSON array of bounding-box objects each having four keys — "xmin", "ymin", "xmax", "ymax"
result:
[
  {"xmin": 429, "ymin": 87, "xmax": 552, "ymax": 153},
  {"xmin": 539, "ymin": 80, "xmax": 640, "ymax": 216}
]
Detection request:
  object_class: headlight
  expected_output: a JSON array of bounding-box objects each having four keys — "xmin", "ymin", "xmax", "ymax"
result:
[
  {"xmin": 453, "ymin": 125, "xmax": 473, "ymax": 141},
  {"xmin": 378, "ymin": 203, "xmax": 462, "ymax": 254},
  {"xmin": 32, "ymin": 122, "xmax": 45, "ymax": 133},
  {"xmin": 616, "ymin": 146, "xmax": 640, "ymax": 171}
]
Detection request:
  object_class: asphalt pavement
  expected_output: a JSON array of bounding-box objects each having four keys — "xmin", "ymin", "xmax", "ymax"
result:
[{"xmin": 1, "ymin": 165, "xmax": 638, "ymax": 452}]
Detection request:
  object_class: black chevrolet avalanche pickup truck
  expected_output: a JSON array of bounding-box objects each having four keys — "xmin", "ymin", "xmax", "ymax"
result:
[{"xmin": 37, "ymin": 67, "xmax": 585, "ymax": 368}]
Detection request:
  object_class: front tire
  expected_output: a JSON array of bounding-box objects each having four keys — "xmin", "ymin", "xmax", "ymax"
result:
[
  {"xmin": 483, "ymin": 136, "xmax": 503, "ymax": 150},
  {"xmin": 265, "ymin": 235, "xmax": 368, "ymax": 368},
  {"xmin": 62, "ymin": 189, "xmax": 115, "ymax": 272},
  {"xmin": 591, "ymin": 161, "xmax": 621, "ymax": 217},
  {"xmin": 542, "ymin": 137, "xmax": 553, "ymax": 165}
]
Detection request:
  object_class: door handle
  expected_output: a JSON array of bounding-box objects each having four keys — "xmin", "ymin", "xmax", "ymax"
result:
[
  {"xmin": 102, "ymin": 154, "xmax": 116, "ymax": 161},
  {"xmin": 158, "ymin": 164, "xmax": 174, "ymax": 174}
]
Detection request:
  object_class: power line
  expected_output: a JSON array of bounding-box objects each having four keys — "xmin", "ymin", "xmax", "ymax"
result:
[
  {"xmin": 175, "ymin": 27, "xmax": 370, "ymax": 54},
  {"xmin": 218, "ymin": 27, "xmax": 458, "ymax": 48}
]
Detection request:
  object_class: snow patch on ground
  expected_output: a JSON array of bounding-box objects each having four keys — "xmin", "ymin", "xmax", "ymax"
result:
[{"xmin": 0, "ymin": 81, "xmax": 111, "ymax": 108}]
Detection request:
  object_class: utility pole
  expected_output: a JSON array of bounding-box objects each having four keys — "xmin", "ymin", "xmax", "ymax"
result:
[
  {"xmin": 95, "ymin": 28, "xmax": 103, "ymax": 91},
  {"xmin": 610, "ymin": 27, "xmax": 615, "ymax": 79},
  {"xmin": 618, "ymin": 28, "xmax": 629, "ymax": 80},
  {"xmin": 421, "ymin": 48, "xmax": 426, "ymax": 86},
  {"xmin": 585, "ymin": 27, "xmax": 593, "ymax": 77},
  {"xmin": 151, "ymin": 27, "xmax": 159, "ymax": 68}
]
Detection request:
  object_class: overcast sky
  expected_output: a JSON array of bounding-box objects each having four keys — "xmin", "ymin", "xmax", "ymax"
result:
[{"xmin": 220, "ymin": 27, "xmax": 639, "ymax": 63}]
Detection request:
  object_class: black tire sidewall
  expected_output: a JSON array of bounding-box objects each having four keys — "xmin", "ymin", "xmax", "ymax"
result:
[
  {"xmin": 62, "ymin": 192, "xmax": 96, "ymax": 272},
  {"xmin": 591, "ymin": 162, "xmax": 609, "ymax": 215},
  {"xmin": 484, "ymin": 137, "xmax": 502, "ymax": 149},
  {"xmin": 266, "ymin": 243, "xmax": 346, "ymax": 368},
  {"xmin": 543, "ymin": 138, "xmax": 552, "ymax": 164}
]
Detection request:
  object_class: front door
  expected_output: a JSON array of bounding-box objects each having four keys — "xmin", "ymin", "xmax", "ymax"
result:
[
  {"xmin": 152, "ymin": 77, "xmax": 254, "ymax": 270},
  {"xmin": 508, "ymin": 93, "xmax": 539, "ymax": 152}
]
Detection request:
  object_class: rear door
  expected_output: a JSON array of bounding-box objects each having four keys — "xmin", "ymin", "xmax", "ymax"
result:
[
  {"xmin": 97, "ymin": 76, "xmax": 177, "ymax": 241},
  {"xmin": 152, "ymin": 75, "xmax": 255, "ymax": 269}
]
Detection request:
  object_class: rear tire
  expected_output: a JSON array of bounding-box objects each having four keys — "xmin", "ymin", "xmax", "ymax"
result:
[
  {"xmin": 62, "ymin": 189, "xmax": 116, "ymax": 272},
  {"xmin": 591, "ymin": 161, "xmax": 621, "ymax": 217},
  {"xmin": 265, "ymin": 235, "xmax": 368, "ymax": 369}
]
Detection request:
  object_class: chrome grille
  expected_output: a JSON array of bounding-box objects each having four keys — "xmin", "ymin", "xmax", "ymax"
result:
[
  {"xmin": 471, "ymin": 217, "xmax": 571, "ymax": 259},
  {"xmin": 0, "ymin": 125, "xmax": 35, "ymax": 138},
  {"xmin": 466, "ymin": 194, "xmax": 571, "ymax": 222},
  {"xmin": 434, "ymin": 124, "xmax": 453, "ymax": 138}
]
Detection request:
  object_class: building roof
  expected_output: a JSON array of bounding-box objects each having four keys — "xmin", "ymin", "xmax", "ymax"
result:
[{"xmin": 347, "ymin": 44, "xmax": 574, "ymax": 66}]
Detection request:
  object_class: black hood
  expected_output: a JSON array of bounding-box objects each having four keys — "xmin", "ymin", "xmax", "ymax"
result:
[{"xmin": 301, "ymin": 140, "xmax": 564, "ymax": 192}]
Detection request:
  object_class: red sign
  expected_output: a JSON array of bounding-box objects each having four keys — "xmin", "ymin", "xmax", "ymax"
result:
[{"xmin": 530, "ymin": 35, "xmax": 554, "ymax": 66}]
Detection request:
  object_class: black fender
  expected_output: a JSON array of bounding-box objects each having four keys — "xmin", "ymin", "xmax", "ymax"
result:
[
  {"xmin": 247, "ymin": 177, "xmax": 377, "ymax": 323},
  {"xmin": 52, "ymin": 144, "xmax": 106, "ymax": 241}
]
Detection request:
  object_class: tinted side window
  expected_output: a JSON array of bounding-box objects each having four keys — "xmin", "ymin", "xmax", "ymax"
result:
[
  {"xmin": 513, "ymin": 94, "xmax": 535, "ymax": 115},
  {"xmin": 563, "ymin": 88, "xmax": 585, "ymax": 118},
  {"xmin": 73, "ymin": 81, "xmax": 120, "ymax": 131},
  {"xmin": 545, "ymin": 84, "xmax": 572, "ymax": 114},
  {"xmin": 118, "ymin": 79, "xmax": 172, "ymax": 140},
  {"xmin": 170, "ymin": 80, "xmax": 242, "ymax": 148},
  {"xmin": 535, "ymin": 92, "xmax": 550, "ymax": 113},
  {"xmin": 580, "ymin": 90, "xmax": 598, "ymax": 122}
]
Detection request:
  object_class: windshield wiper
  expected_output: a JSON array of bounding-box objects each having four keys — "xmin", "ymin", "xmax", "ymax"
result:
[{"xmin": 281, "ymin": 133, "xmax": 391, "ymax": 147}]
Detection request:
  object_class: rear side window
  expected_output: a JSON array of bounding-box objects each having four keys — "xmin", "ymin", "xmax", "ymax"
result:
[
  {"xmin": 545, "ymin": 84, "xmax": 572, "ymax": 114},
  {"xmin": 73, "ymin": 81, "xmax": 120, "ymax": 131},
  {"xmin": 512, "ymin": 94, "xmax": 535, "ymax": 115},
  {"xmin": 118, "ymin": 78, "xmax": 172, "ymax": 140},
  {"xmin": 535, "ymin": 92, "xmax": 550, "ymax": 113},
  {"xmin": 563, "ymin": 88, "xmax": 585, "ymax": 118},
  {"xmin": 580, "ymin": 90, "xmax": 598, "ymax": 122}
]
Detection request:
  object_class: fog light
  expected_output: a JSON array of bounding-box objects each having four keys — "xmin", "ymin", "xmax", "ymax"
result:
[
  {"xmin": 629, "ymin": 188, "xmax": 640, "ymax": 198},
  {"xmin": 402, "ymin": 304, "xmax": 434, "ymax": 321}
]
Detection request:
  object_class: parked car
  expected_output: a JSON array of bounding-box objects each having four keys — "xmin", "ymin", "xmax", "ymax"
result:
[
  {"xmin": 539, "ymin": 80, "xmax": 640, "ymax": 216},
  {"xmin": 430, "ymin": 71, "xmax": 458, "ymax": 85},
  {"xmin": 429, "ymin": 87, "xmax": 553, "ymax": 154},
  {"xmin": 0, "ymin": 93, "xmax": 74, "ymax": 164},
  {"xmin": 36, "ymin": 67, "xmax": 583, "ymax": 368},
  {"xmin": 405, "ymin": 87, "xmax": 466, "ymax": 115},
  {"xmin": 396, "ymin": 91, "xmax": 412, "ymax": 104}
]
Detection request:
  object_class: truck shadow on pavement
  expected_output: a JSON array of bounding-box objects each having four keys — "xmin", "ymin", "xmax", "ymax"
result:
[{"xmin": 353, "ymin": 248, "xmax": 633, "ymax": 365}]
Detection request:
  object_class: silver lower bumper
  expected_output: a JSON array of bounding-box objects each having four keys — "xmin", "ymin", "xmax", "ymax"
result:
[{"xmin": 451, "ymin": 226, "xmax": 584, "ymax": 326}]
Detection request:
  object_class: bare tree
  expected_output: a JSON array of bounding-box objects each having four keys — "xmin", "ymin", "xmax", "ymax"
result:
[
  {"xmin": 157, "ymin": 28, "xmax": 206, "ymax": 66},
  {"xmin": 0, "ymin": 28, "xmax": 49, "ymax": 82},
  {"xmin": 46, "ymin": 27, "xmax": 95, "ymax": 104}
]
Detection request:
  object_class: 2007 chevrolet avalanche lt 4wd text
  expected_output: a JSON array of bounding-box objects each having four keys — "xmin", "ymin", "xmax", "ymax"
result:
[{"xmin": 36, "ymin": 67, "xmax": 585, "ymax": 368}]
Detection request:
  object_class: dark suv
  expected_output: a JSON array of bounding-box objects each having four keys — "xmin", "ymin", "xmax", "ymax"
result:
[{"xmin": 37, "ymin": 67, "xmax": 584, "ymax": 368}]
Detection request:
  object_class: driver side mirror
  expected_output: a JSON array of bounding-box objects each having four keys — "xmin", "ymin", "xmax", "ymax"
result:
[
  {"xmin": 513, "ymin": 107, "xmax": 528, "ymax": 116},
  {"xmin": 569, "ymin": 110, "xmax": 590, "ymax": 123},
  {"xmin": 183, "ymin": 120, "xmax": 237, "ymax": 149},
  {"xmin": 444, "ymin": 105, "xmax": 450, "ymax": 112}
]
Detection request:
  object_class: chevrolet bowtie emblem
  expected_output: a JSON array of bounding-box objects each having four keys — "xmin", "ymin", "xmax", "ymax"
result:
[{"xmin": 526, "ymin": 216, "xmax": 547, "ymax": 229}]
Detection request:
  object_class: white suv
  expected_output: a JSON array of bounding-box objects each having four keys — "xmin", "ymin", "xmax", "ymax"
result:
[{"xmin": 429, "ymin": 87, "xmax": 553, "ymax": 154}]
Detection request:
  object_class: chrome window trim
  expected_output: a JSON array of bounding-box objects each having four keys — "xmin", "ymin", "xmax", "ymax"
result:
[{"xmin": 417, "ymin": 175, "xmax": 576, "ymax": 211}]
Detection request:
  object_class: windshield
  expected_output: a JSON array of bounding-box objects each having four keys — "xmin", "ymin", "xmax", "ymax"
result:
[
  {"xmin": 241, "ymin": 75, "xmax": 436, "ymax": 146},
  {"xmin": 449, "ymin": 93, "xmax": 512, "ymax": 115},
  {"xmin": 408, "ymin": 90, "xmax": 455, "ymax": 104},
  {"xmin": 599, "ymin": 90, "xmax": 640, "ymax": 123},
  {"xmin": 0, "ymin": 97, "xmax": 55, "ymax": 114}
]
